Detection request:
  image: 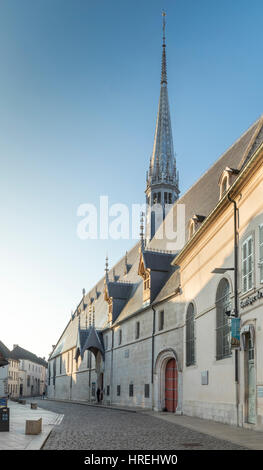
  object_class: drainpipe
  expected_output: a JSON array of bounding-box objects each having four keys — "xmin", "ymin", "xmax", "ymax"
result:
[
  {"xmin": 227, "ymin": 193, "xmax": 240, "ymax": 426},
  {"xmin": 151, "ymin": 306, "xmax": 156, "ymax": 410},
  {"xmin": 110, "ymin": 329, "xmax": 114, "ymax": 405}
]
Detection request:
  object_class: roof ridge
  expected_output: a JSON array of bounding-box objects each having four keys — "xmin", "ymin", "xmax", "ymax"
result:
[
  {"xmin": 175, "ymin": 116, "xmax": 262, "ymax": 206},
  {"xmin": 238, "ymin": 115, "xmax": 263, "ymax": 169}
]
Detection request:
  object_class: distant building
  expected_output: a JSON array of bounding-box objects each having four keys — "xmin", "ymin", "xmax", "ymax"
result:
[
  {"xmin": 0, "ymin": 341, "xmax": 10, "ymax": 397},
  {"xmin": 0, "ymin": 342, "xmax": 48, "ymax": 398},
  {"xmin": 10, "ymin": 345, "xmax": 48, "ymax": 397},
  {"xmin": 0, "ymin": 341, "xmax": 20, "ymax": 397}
]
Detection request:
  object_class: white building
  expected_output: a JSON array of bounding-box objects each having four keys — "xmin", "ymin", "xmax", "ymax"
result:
[
  {"xmin": 48, "ymin": 14, "xmax": 263, "ymax": 430},
  {"xmin": 10, "ymin": 345, "xmax": 48, "ymax": 397}
]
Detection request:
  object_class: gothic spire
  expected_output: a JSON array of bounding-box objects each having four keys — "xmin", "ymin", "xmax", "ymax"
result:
[{"xmin": 147, "ymin": 11, "xmax": 179, "ymax": 191}]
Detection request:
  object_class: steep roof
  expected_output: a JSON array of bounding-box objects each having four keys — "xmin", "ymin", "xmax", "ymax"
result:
[
  {"xmin": 148, "ymin": 116, "xmax": 263, "ymax": 251},
  {"xmin": 49, "ymin": 116, "xmax": 263, "ymax": 360},
  {"xmin": 0, "ymin": 341, "xmax": 10, "ymax": 366},
  {"xmin": 10, "ymin": 345, "xmax": 48, "ymax": 368}
]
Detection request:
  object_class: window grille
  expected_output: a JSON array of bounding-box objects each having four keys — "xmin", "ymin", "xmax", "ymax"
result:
[{"xmin": 216, "ymin": 279, "xmax": 231, "ymax": 360}]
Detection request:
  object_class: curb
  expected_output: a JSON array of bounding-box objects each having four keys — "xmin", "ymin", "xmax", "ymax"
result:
[{"xmin": 45, "ymin": 398, "xmax": 139, "ymax": 414}]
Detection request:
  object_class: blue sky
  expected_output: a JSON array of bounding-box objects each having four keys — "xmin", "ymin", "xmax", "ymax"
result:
[{"xmin": 0, "ymin": 0, "xmax": 263, "ymax": 358}]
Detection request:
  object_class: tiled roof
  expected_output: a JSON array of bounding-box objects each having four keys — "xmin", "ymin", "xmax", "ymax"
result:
[{"xmin": 10, "ymin": 345, "xmax": 48, "ymax": 368}]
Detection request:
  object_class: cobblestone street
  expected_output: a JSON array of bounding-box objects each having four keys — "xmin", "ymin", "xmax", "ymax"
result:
[{"xmin": 35, "ymin": 400, "xmax": 247, "ymax": 450}]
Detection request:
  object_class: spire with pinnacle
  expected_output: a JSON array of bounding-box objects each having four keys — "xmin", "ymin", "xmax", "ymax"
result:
[{"xmin": 145, "ymin": 12, "xmax": 180, "ymax": 241}]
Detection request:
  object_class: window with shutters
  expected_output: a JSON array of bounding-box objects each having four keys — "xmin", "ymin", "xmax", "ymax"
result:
[
  {"xmin": 242, "ymin": 236, "xmax": 253, "ymax": 293},
  {"xmin": 259, "ymin": 225, "xmax": 263, "ymax": 283}
]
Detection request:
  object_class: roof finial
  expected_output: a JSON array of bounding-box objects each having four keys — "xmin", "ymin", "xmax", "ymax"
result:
[
  {"xmin": 161, "ymin": 10, "xmax": 167, "ymax": 85},
  {"xmin": 140, "ymin": 212, "xmax": 145, "ymax": 251},
  {"xmin": 105, "ymin": 254, "xmax": 109, "ymax": 283},
  {"xmin": 92, "ymin": 305, "xmax": 95, "ymax": 326},
  {"xmin": 162, "ymin": 10, "xmax": 166, "ymax": 43}
]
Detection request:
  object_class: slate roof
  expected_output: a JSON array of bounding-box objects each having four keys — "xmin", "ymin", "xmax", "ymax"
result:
[
  {"xmin": 107, "ymin": 281, "xmax": 134, "ymax": 300},
  {"xmin": 0, "ymin": 341, "xmax": 10, "ymax": 366},
  {"xmin": 10, "ymin": 345, "xmax": 48, "ymax": 368},
  {"xmin": 148, "ymin": 116, "xmax": 263, "ymax": 251},
  {"xmin": 49, "ymin": 116, "xmax": 263, "ymax": 360},
  {"xmin": 82, "ymin": 327, "xmax": 104, "ymax": 359},
  {"xmin": 142, "ymin": 250, "xmax": 175, "ymax": 272}
]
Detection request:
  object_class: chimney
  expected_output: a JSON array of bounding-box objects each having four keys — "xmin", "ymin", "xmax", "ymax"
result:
[{"xmin": 13, "ymin": 344, "xmax": 18, "ymax": 350}]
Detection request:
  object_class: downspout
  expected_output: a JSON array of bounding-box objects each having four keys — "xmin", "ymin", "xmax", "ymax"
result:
[
  {"xmin": 110, "ymin": 328, "xmax": 114, "ymax": 405},
  {"xmin": 228, "ymin": 193, "xmax": 240, "ymax": 427},
  {"xmin": 151, "ymin": 306, "xmax": 156, "ymax": 410}
]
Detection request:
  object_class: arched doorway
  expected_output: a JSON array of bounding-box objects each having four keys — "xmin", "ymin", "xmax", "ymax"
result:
[
  {"xmin": 154, "ymin": 348, "xmax": 181, "ymax": 413},
  {"xmin": 165, "ymin": 358, "xmax": 178, "ymax": 412}
]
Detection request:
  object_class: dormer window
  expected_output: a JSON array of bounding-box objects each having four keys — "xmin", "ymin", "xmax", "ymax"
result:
[
  {"xmin": 189, "ymin": 220, "xmax": 195, "ymax": 239},
  {"xmin": 219, "ymin": 167, "xmax": 239, "ymax": 199},
  {"xmin": 143, "ymin": 270, "xmax": 151, "ymax": 302},
  {"xmin": 221, "ymin": 176, "xmax": 228, "ymax": 195},
  {"xmin": 189, "ymin": 215, "xmax": 206, "ymax": 240},
  {"xmin": 108, "ymin": 297, "xmax": 113, "ymax": 323}
]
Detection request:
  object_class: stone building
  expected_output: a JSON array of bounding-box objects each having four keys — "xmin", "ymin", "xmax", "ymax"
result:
[
  {"xmin": 0, "ymin": 342, "xmax": 48, "ymax": 398},
  {"xmin": 0, "ymin": 341, "xmax": 10, "ymax": 397},
  {"xmin": 0, "ymin": 341, "xmax": 20, "ymax": 398},
  {"xmin": 10, "ymin": 345, "xmax": 48, "ymax": 397},
  {"xmin": 48, "ymin": 14, "xmax": 263, "ymax": 430}
]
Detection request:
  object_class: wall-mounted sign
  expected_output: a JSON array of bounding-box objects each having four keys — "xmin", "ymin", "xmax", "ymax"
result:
[
  {"xmin": 240, "ymin": 289, "xmax": 263, "ymax": 309},
  {"xmin": 257, "ymin": 386, "xmax": 263, "ymax": 398},
  {"xmin": 124, "ymin": 350, "xmax": 129, "ymax": 358},
  {"xmin": 201, "ymin": 371, "xmax": 209, "ymax": 385},
  {"xmin": 231, "ymin": 318, "xmax": 241, "ymax": 348}
]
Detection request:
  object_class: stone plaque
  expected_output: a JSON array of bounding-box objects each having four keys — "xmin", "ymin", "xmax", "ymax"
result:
[{"xmin": 201, "ymin": 371, "xmax": 209, "ymax": 385}]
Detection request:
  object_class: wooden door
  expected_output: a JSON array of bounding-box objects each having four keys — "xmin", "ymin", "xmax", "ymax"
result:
[{"xmin": 165, "ymin": 358, "xmax": 178, "ymax": 412}]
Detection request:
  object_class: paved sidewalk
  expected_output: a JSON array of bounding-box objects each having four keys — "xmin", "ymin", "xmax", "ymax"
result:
[
  {"xmin": 142, "ymin": 411, "xmax": 263, "ymax": 450},
  {"xmin": 0, "ymin": 400, "xmax": 63, "ymax": 450}
]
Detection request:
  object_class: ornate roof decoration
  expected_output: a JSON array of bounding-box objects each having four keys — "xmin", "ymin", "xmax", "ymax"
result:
[{"xmin": 146, "ymin": 11, "xmax": 179, "ymax": 192}]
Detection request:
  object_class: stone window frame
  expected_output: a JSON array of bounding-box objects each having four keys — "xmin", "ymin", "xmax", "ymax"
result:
[
  {"xmin": 215, "ymin": 278, "xmax": 232, "ymax": 361},
  {"xmin": 242, "ymin": 234, "xmax": 254, "ymax": 294},
  {"xmin": 185, "ymin": 302, "xmax": 196, "ymax": 366}
]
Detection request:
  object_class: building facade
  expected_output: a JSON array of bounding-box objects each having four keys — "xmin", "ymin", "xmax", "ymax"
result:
[
  {"xmin": 0, "ymin": 342, "xmax": 48, "ymax": 398},
  {"xmin": 11, "ymin": 345, "xmax": 48, "ymax": 397},
  {"xmin": 48, "ymin": 15, "xmax": 263, "ymax": 430}
]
